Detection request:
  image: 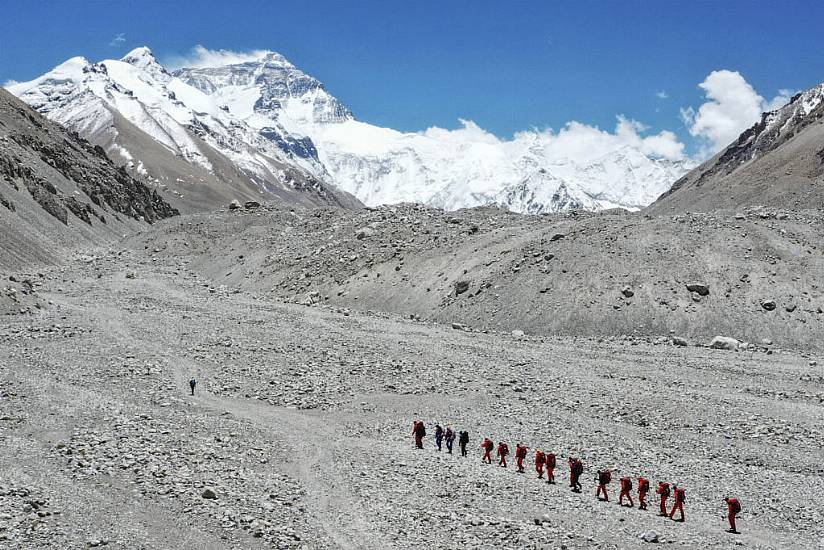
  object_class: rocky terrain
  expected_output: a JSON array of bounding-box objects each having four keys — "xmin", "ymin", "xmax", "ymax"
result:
[
  {"xmin": 0, "ymin": 88, "xmax": 178, "ymax": 268},
  {"xmin": 127, "ymin": 202, "xmax": 824, "ymax": 351},
  {"xmin": 0, "ymin": 245, "xmax": 821, "ymax": 549}
]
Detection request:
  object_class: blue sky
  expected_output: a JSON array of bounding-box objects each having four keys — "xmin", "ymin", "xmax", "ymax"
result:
[{"xmin": 1, "ymin": 0, "xmax": 823, "ymax": 156}]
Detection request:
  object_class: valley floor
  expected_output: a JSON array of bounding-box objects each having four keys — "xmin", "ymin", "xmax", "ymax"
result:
[{"xmin": 1, "ymin": 248, "xmax": 822, "ymax": 549}]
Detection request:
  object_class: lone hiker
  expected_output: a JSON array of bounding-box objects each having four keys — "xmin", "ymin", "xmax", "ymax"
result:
[
  {"xmin": 515, "ymin": 443, "xmax": 528, "ymax": 472},
  {"xmin": 459, "ymin": 430, "xmax": 470, "ymax": 457},
  {"xmin": 656, "ymin": 481, "xmax": 671, "ymax": 516},
  {"xmin": 637, "ymin": 476, "xmax": 650, "ymax": 510},
  {"xmin": 724, "ymin": 497, "xmax": 741, "ymax": 534},
  {"xmin": 481, "ymin": 437, "xmax": 494, "ymax": 463},
  {"xmin": 596, "ymin": 469, "xmax": 612, "ymax": 501},
  {"xmin": 619, "ymin": 476, "xmax": 634, "ymax": 507},
  {"xmin": 545, "ymin": 452, "xmax": 557, "ymax": 484},
  {"xmin": 444, "ymin": 427, "xmax": 456, "ymax": 454},
  {"xmin": 412, "ymin": 421, "xmax": 426, "ymax": 449},
  {"xmin": 434, "ymin": 424, "xmax": 444, "ymax": 451},
  {"xmin": 497, "ymin": 441, "xmax": 510, "ymax": 468},
  {"xmin": 568, "ymin": 456, "xmax": 583, "ymax": 492},
  {"xmin": 534, "ymin": 450, "xmax": 546, "ymax": 478},
  {"xmin": 669, "ymin": 485, "xmax": 686, "ymax": 522},
  {"xmin": 189, "ymin": 378, "xmax": 196, "ymax": 396}
]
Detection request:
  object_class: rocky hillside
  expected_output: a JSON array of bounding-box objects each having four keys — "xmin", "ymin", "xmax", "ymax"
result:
[
  {"xmin": 128, "ymin": 202, "xmax": 824, "ymax": 350},
  {"xmin": 651, "ymin": 80, "xmax": 824, "ymax": 213},
  {"xmin": 0, "ymin": 88, "xmax": 178, "ymax": 269}
]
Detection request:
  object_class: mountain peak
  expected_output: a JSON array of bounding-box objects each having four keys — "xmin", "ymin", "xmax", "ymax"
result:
[{"xmin": 121, "ymin": 46, "xmax": 159, "ymax": 68}]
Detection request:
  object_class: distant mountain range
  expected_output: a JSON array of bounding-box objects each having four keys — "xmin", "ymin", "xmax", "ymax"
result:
[{"xmin": 8, "ymin": 47, "xmax": 694, "ymax": 213}]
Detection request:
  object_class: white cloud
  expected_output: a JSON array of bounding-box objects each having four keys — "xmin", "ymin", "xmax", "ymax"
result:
[
  {"xmin": 656, "ymin": 90, "xmax": 668, "ymax": 99},
  {"xmin": 3, "ymin": 79, "xmax": 19, "ymax": 88},
  {"xmin": 415, "ymin": 116, "xmax": 685, "ymax": 164},
  {"xmin": 534, "ymin": 116, "xmax": 685, "ymax": 163},
  {"xmin": 109, "ymin": 33, "xmax": 126, "ymax": 47},
  {"xmin": 682, "ymin": 70, "xmax": 795, "ymax": 156},
  {"xmin": 164, "ymin": 45, "xmax": 272, "ymax": 70},
  {"xmin": 764, "ymin": 88, "xmax": 796, "ymax": 111}
]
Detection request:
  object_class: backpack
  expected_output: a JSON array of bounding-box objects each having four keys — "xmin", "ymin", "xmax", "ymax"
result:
[
  {"xmin": 731, "ymin": 500, "xmax": 741, "ymax": 513},
  {"xmin": 639, "ymin": 478, "xmax": 649, "ymax": 492}
]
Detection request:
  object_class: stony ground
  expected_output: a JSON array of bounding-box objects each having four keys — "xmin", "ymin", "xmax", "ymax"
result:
[{"xmin": 1, "ymin": 245, "xmax": 822, "ymax": 549}]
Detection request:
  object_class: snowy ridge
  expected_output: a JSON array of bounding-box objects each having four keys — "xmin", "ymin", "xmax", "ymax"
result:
[{"xmin": 8, "ymin": 46, "xmax": 693, "ymax": 213}]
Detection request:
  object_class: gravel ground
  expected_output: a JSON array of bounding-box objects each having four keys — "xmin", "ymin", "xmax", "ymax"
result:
[{"xmin": 1, "ymin": 248, "xmax": 822, "ymax": 549}]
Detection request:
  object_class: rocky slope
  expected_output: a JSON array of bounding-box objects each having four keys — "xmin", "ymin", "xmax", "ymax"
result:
[
  {"xmin": 127, "ymin": 202, "xmax": 824, "ymax": 350},
  {"xmin": 0, "ymin": 88, "xmax": 177, "ymax": 269},
  {"xmin": 651, "ymin": 80, "xmax": 824, "ymax": 213},
  {"xmin": 0, "ymin": 250, "xmax": 819, "ymax": 548},
  {"xmin": 6, "ymin": 49, "xmax": 360, "ymax": 212}
]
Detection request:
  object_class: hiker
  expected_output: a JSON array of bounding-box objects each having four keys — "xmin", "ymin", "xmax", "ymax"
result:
[
  {"xmin": 619, "ymin": 476, "xmax": 634, "ymax": 507},
  {"xmin": 497, "ymin": 441, "xmax": 510, "ymax": 467},
  {"xmin": 669, "ymin": 485, "xmax": 686, "ymax": 522},
  {"xmin": 515, "ymin": 444, "xmax": 528, "ymax": 472},
  {"xmin": 481, "ymin": 437, "xmax": 494, "ymax": 463},
  {"xmin": 412, "ymin": 421, "xmax": 426, "ymax": 449},
  {"xmin": 656, "ymin": 482, "xmax": 671, "ymax": 516},
  {"xmin": 724, "ymin": 497, "xmax": 741, "ymax": 534},
  {"xmin": 596, "ymin": 469, "xmax": 612, "ymax": 501},
  {"xmin": 568, "ymin": 457, "xmax": 583, "ymax": 492},
  {"xmin": 434, "ymin": 424, "xmax": 444, "ymax": 451},
  {"xmin": 637, "ymin": 476, "xmax": 650, "ymax": 510},
  {"xmin": 534, "ymin": 450, "xmax": 546, "ymax": 479},
  {"xmin": 546, "ymin": 452, "xmax": 557, "ymax": 484},
  {"xmin": 459, "ymin": 431, "xmax": 470, "ymax": 457},
  {"xmin": 444, "ymin": 427, "xmax": 456, "ymax": 454},
  {"xmin": 189, "ymin": 378, "xmax": 196, "ymax": 396}
]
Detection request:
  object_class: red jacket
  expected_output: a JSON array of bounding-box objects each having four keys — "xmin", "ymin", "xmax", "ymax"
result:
[
  {"xmin": 620, "ymin": 477, "xmax": 632, "ymax": 492},
  {"xmin": 515, "ymin": 445, "xmax": 528, "ymax": 459},
  {"xmin": 497, "ymin": 443, "xmax": 509, "ymax": 456},
  {"xmin": 673, "ymin": 488, "xmax": 686, "ymax": 503},
  {"xmin": 727, "ymin": 498, "xmax": 740, "ymax": 514},
  {"xmin": 638, "ymin": 477, "xmax": 649, "ymax": 493},
  {"xmin": 535, "ymin": 451, "xmax": 546, "ymax": 465},
  {"xmin": 657, "ymin": 482, "xmax": 670, "ymax": 497},
  {"xmin": 482, "ymin": 438, "xmax": 494, "ymax": 451},
  {"xmin": 546, "ymin": 453, "xmax": 556, "ymax": 468}
]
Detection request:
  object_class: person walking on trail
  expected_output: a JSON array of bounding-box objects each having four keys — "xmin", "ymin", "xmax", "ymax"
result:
[
  {"xmin": 434, "ymin": 424, "xmax": 444, "ymax": 451},
  {"xmin": 546, "ymin": 452, "xmax": 557, "ymax": 484},
  {"xmin": 637, "ymin": 476, "xmax": 650, "ymax": 510},
  {"xmin": 497, "ymin": 441, "xmax": 510, "ymax": 468},
  {"xmin": 568, "ymin": 457, "xmax": 583, "ymax": 492},
  {"xmin": 459, "ymin": 431, "xmax": 470, "ymax": 457},
  {"xmin": 534, "ymin": 450, "xmax": 546, "ymax": 479},
  {"xmin": 669, "ymin": 485, "xmax": 686, "ymax": 522},
  {"xmin": 412, "ymin": 421, "xmax": 426, "ymax": 449},
  {"xmin": 724, "ymin": 497, "xmax": 741, "ymax": 534},
  {"xmin": 514, "ymin": 444, "xmax": 528, "ymax": 473},
  {"xmin": 444, "ymin": 427, "xmax": 456, "ymax": 454},
  {"xmin": 189, "ymin": 378, "xmax": 196, "ymax": 396},
  {"xmin": 619, "ymin": 476, "xmax": 634, "ymax": 507},
  {"xmin": 481, "ymin": 437, "xmax": 494, "ymax": 463},
  {"xmin": 656, "ymin": 481, "xmax": 671, "ymax": 516},
  {"xmin": 596, "ymin": 469, "xmax": 612, "ymax": 501}
]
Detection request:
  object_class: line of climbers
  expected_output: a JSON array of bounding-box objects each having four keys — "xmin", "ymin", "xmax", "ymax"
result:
[{"xmin": 411, "ymin": 421, "xmax": 742, "ymax": 534}]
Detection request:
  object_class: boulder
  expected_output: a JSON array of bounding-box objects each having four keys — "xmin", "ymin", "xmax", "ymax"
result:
[
  {"xmin": 511, "ymin": 330, "xmax": 525, "ymax": 338},
  {"xmin": 228, "ymin": 199, "xmax": 241, "ymax": 210},
  {"xmin": 244, "ymin": 200, "xmax": 261, "ymax": 209},
  {"xmin": 671, "ymin": 336, "xmax": 689, "ymax": 347},
  {"xmin": 454, "ymin": 281, "xmax": 470, "ymax": 295},
  {"xmin": 761, "ymin": 300, "xmax": 777, "ymax": 311},
  {"xmin": 621, "ymin": 286, "xmax": 634, "ymax": 298},
  {"xmin": 355, "ymin": 228, "xmax": 374, "ymax": 240},
  {"xmin": 201, "ymin": 488, "xmax": 218, "ymax": 500},
  {"xmin": 549, "ymin": 233, "xmax": 565, "ymax": 242},
  {"xmin": 639, "ymin": 530, "xmax": 659, "ymax": 543},
  {"xmin": 686, "ymin": 283, "xmax": 710, "ymax": 296},
  {"xmin": 451, "ymin": 322, "xmax": 465, "ymax": 330},
  {"xmin": 709, "ymin": 336, "xmax": 740, "ymax": 351}
]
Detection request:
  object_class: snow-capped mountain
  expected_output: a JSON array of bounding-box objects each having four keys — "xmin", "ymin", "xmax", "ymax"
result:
[
  {"xmin": 6, "ymin": 47, "xmax": 357, "ymax": 211},
  {"xmin": 8, "ymin": 47, "xmax": 693, "ymax": 213}
]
